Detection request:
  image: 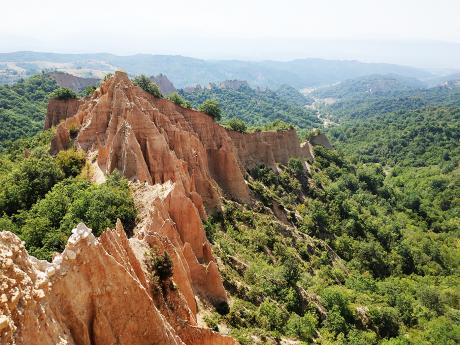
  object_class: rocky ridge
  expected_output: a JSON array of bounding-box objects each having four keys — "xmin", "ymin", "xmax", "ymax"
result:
[
  {"xmin": 1, "ymin": 71, "xmax": 321, "ymax": 345},
  {"xmin": 48, "ymin": 71, "xmax": 99, "ymax": 92},
  {"xmin": 151, "ymin": 73, "xmax": 177, "ymax": 95}
]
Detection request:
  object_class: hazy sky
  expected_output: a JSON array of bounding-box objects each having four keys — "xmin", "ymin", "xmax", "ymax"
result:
[{"xmin": 2, "ymin": 0, "xmax": 460, "ymax": 67}]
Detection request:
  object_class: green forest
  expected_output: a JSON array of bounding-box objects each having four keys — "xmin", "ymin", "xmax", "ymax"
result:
[
  {"xmin": 0, "ymin": 74, "xmax": 458, "ymax": 344},
  {"xmin": 180, "ymin": 83, "xmax": 320, "ymax": 128},
  {"xmin": 0, "ymin": 73, "xmax": 58, "ymax": 146}
]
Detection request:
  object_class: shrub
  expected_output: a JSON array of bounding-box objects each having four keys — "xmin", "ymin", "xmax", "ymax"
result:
[
  {"xmin": 82, "ymin": 85, "xmax": 96, "ymax": 97},
  {"xmin": 55, "ymin": 149, "xmax": 86, "ymax": 178},
  {"xmin": 133, "ymin": 75, "xmax": 162, "ymax": 98},
  {"xmin": 285, "ymin": 312, "xmax": 318, "ymax": 341},
  {"xmin": 199, "ymin": 99, "xmax": 222, "ymax": 121},
  {"xmin": 226, "ymin": 118, "xmax": 247, "ymax": 132},
  {"xmin": 167, "ymin": 92, "xmax": 191, "ymax": 108},
  {"xmin": 287, "ymin": 158, "xmax": 305, "ymax": 178},
  {"xmin": 324, "ymin": 305, "xmax": 349, "ymax": 335},
  {"xmin": 145, "ymin": 249, "xmax": 173, "ymax": 282},
  {"xmin": 368, "ymin": 306, "xmax": 400, "ymax": 338},
  {"xmin": 262, "ymin": 120, "xmax": 293, "ymax": 131},
  {"xmin": 256, "ymin": 299, "xmax": 289, "ymax": 332},
  {"xmin": 49, "ymin": 87, "xmax": 77, "ymax": 100},
  {"xmin": 0, "ymin": 157, "xmax": 64, "ymax": 215}
]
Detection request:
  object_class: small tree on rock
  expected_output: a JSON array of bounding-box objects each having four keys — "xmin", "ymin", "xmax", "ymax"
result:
[
  {"xmin": 49, "ymin": 87, "xmax": 77, "ymax": 100},
  {"xmin": 133, "ymin": 75, "xmax": 162, "ymax": 98},
  {"xmin": 199, "ymin": 99, "xmax": 222, "ymax": 121},
  {"xmin": 226, "ymin": 118, "xmax": 247, "ymax": 133}
]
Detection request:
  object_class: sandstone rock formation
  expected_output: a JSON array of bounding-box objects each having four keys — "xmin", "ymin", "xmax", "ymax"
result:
[
  {"xmin": 228, "ymin": 128, "xmax": 314, "ymax": 169},
  {"xmin": 218, "ymin": 80, "xmax": 249, "ymax": 90},
  {"xmin": 151, "ymin": 73, "xmax": 177, "ymax": 95},
  {"xmin": 48, "ymin": 71, "xmax": 99, "ymax": 92},
  {"xmin": 1, "ymin": 71, "xmax": 325, "ymax": 344},
  {"xmin": 309, "ymin": 133, "xmax": 332, "ymax": 149},
  {"xmin": 45, "ymin": 98, "xmax": 82, "ymax": 129},
  {"xmin": 0, "ymin": 223, "xmax": 237, "ymax": 345}
]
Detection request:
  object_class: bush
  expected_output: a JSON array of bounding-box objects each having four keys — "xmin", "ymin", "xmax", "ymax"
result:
[
  {"xmin": 145, "ymin": 249, "xmax": 174, "ymax": 282},
  {"xmin": 61, "ymin": 172, "xmax": 137, "ymax": 236},
  {"xmin": 285, "ymin": 312, "xmax": 318, "ymax": 341},
  {"xmin": 226, "ymin": 118, "xmax": 247, "ymax": 132},
  {"xmin": 256, "ymin": 300, "xmax": 289, "ymax": 332},
  {"xmin": 49, "ymin": 87, "xmax": 77, "ymax": 100},
  {"xmin": 0, "ymin": 157, "xmax": 64, "ymax": 215},
  {"xmin": 167, "ymin": 92, "xmax": 191, "ymax": 108},
  {"xmin": 133, "ymin": 75, "xmax": 162, "ymax": 98},
  {"xmin": 55, "ymin": 149, "xmax": 86, "ymax": 177},
  {"xmin": 262, "ymin": 120, "xmax": 293, "ymax": 131},
  {"xmin": 368, "ymin": 306, "xmax": 400, "ymax": 338},
  {"xmin": 82, "ymin": 85, "xmax": 96, "ymax": 97},
  {"xmin": 199, "ymin": 99, "xmax": 222, "ymax": 121}
]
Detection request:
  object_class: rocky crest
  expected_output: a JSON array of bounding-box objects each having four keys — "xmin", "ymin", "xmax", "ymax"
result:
[
  {"xmin": 48, "ymin": 71, "xmax": 99, "ymax": 92},
  {"xmin": 1, "ymin": 71, "xmax": 321, "ymax": 344},
  {"xmin": 45, "ymin": 98, "xmax": 82, "ymax": 129},
  {"xmin": 151, "ymin": 74, "xmax": 177, "ymax": 95}
]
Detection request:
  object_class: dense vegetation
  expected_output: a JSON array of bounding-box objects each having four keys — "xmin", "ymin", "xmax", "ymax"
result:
[
  {"xmin": 0, "ymin": 73, "xmax": 458, "ymax": 345},
  {"xmin": 312, "ymin": 74, "xmax": 425, "ymax": 100},
  {"xmin": 181, "ymin": 83, "xmax": 320, "ymax": 128},
  {"xmin": 322, "ymin": 84, "xmax": 460, "ymax": 121},
  {"xmin": 327, "ymin": 106, "xmax": 460, "ymax": 167},
  {"xmin": 0, "ymin": 74, "xmax": 58, "ymax": 146},
  {"xmin": 204, "ymin": 147, "xmax": 459, "ymax": 344},
  {"xmin": 198, "ymin": 76, "xmax": 459, "ymax": 344},
  {"xmin": 0, "ymin": 131, "xmax": 137, "ymax": 260}
]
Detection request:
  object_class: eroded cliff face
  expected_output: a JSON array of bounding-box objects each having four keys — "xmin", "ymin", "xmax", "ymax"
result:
[
  {"xmin": 45, "ymin": 98, "xmax": 82, "ymax": 130},
  {"xmin": 228, "ymin": 128, "xmax": 314, "ymax": 170},
  {"xmin": 0, "ymin": 223, "xmax": 237, "ymax": 345},
  {"xmin": 1, "ymin": 71, "xmax": 319, "ymax": 344}
]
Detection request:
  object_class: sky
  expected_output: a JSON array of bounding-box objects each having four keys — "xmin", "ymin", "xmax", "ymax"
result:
[{"xmin": 2, "ymin": 0, "xmax": 460, "ymax": 68}]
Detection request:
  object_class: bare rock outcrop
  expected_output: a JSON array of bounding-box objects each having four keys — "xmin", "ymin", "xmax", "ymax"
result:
[
  {"xmin": 151, "ymin": 73, "xmax": 177, "ymax": 95},
  {"xmin": 44, "ymin": 98, "xmax": 82, "ymax": 129},
  {"xmin": 228, "ymin": 128, "xmax": 314, "ymax": 169},
  {"xmin": 51, "ymin": 71, "xmax": 250, "ymax": 208},
  {"xmin": 0, "ymin": 224, "xmax": 183, "ymax": 345},
  {"xmin": 12, "ymin": 71, "xmax": 327, "ymax": 345},
  {"xmin": 48, "ymin": 71, "xmax": 99, "ymax": 92},
  {"xmin": 309, "ymin": 133, "xmax": 332, "ymax": 148},
  {"xmin": 0, "ymin": 223, "xmax": 237, "ymax": 345}
]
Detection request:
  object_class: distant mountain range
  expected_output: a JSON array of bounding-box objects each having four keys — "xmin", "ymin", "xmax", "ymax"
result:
[
  {"xmin": 0, "ymin": 51, "xmax": 436, "ymax": 89},
  {"xmin": 311, "ymin": 74, "xmax": 427, "ymax": 100}
]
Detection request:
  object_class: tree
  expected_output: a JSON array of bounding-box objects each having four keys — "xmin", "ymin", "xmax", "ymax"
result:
[
  {"xmin": 49, "ymin": 87, "xmax": 77, "ymax": 100},
  {"xmin": 133, "ymin": 75, "xmax": 162, "ymax": 98},
  {"xmin": 82, "ymin": 85, "xmax": 96, "ymax": 97},
  {"xmin": 0, "ymin": 157, "xmax": 64, "ymax": 215},
  {"xmin": 55, "ymin": 149, "xmax": 86, "ymax": 178},
  {"xmin": 199, "ymin": 99, "xmax": 222, "ymax": 121},
  {"xmin": 145, "ymin": 249, "xmax": 173, "ymax": 282},
  {"xmin": 167, "ymin": 92, "xmax": 191, "ymax": 108},
  {"xmin": 226, "ymin": 118, "xmax": 247, "ymax": 132}
]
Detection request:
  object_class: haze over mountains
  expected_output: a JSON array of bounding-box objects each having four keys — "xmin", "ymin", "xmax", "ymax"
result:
[{"xmin": 0, "ymin": 51, "xmax": 439, "ymax": 89}]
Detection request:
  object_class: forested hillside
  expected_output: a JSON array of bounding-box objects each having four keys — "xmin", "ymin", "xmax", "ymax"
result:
[
  {"xmin": 0, "ymin": 73, "xmax": 458, "ymax": 345},
  {"xmin": 322, "ymin": 83, "xmax": 460, "ymax": 120},
  {"xmin": 205, "ymin": 147, "xmax": 459, "ymax": 345},
  {"xmin": 312, "ymin": 74, "xmax": 425, "ymax": 100},
  {"xmin": 0, "ymin": 73, "xmax": 58, "ymax": 146},
  {"xmin": 181, "ymin": 83, "xmax": 320, "ymax": 128},
  {"xmin": 0, "ymin": 131, "xmax": 136, "ymax": 260}
]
